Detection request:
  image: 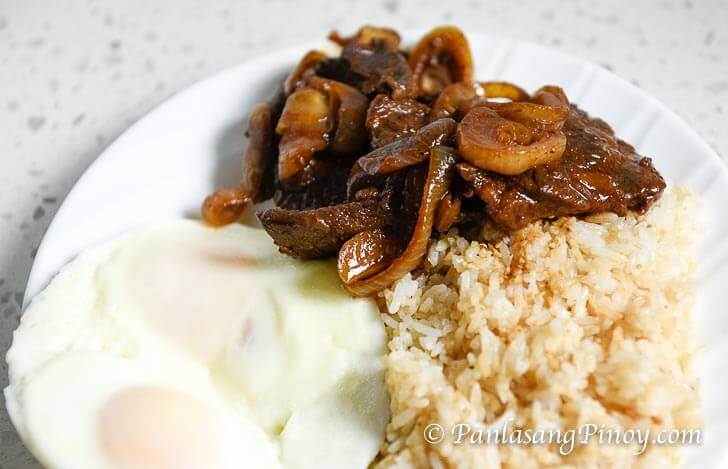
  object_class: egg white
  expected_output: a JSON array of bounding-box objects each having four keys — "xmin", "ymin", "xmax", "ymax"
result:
[{"xmin": 5, "ymin": 220, "xmax": 388, "ymax": 469}]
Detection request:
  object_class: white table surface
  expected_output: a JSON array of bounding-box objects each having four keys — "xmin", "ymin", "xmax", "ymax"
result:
[{"xmin": 1, "ymin": 0, "xmax": 726, "ymax": 467}]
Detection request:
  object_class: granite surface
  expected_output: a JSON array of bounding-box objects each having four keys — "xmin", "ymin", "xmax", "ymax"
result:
[{"xmin": 1, "ymin": 0, "xmax": 727, "ymax": 467}]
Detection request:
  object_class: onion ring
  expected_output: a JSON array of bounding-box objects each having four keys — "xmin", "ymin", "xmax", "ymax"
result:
[
  {"xmin": 480, "ymin": 85, "xmax": 570, "ymax": 132},
  {"xmin": 430, "ymin": 81, "xmax": 530, "ymax": 121},
  {"xmin": 275, "ymin": 88, "xmax": 331, "ymax": 181},
  {"xmin": 409, "ymin": 26, "xmax": 473, "ymax": 97},
  {"xmin": 306, "ymin": 76, "xmax": 369, "ymax": 156},
  {"xmin": 337, "ymin": 228, "xmax": 402, "ymax": 284},
  {"xmin": 202, "ymin": 101, "xmax": 274, "ymax": 226},
  {"xmin": 284, "ymin": 50, "xmax": 328, "ymax": 96},
  {"xmin": 435, "ymin": 192, "xmax": 461, "ymax": 233},
  {"xmin": 456, "ymin": 106, "xmax": 566, "ymax": 175},
  {"xmin": 328, "ymin": 25, "xmax": 401, "ymax": 50}
]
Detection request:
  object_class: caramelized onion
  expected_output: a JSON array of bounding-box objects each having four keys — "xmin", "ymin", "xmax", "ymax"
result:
[
  {"xmin": 347, "ymin": 118, "xmax": 457, "ymax": 197},
  {"xmin": 409, "ymin": 26, "xmax": 473, "ymax": 97},
  {"xmin": 341, "ymin": 146, "xmax": 457, "ymax": 296},
  {"xmin": 481, "ymin": 85, "xmax": 570, "ymax": 132},
  {"xmin": 201, "ymin": 187, "xmax": 252, "ymax": 228},
  {"xmin": 337, "ymin": 228, "xmax": 402, "ymax": 284},
  {"xmin": 480, "ymin": 81, "xmax": 530, "ymax": 101},
  {"xmin": 202, "ymin": 102, "xmax": 274, "ymax": 226},
  {"xmin": 276, "ymin": 88, "xmax": 331, "ymax": 181},
  {"xmin": 456, "ymin": 106, "xmax": 566, "ymax": 175},
  {"xmin": 278, "ymin": 77, "xmax": 372, "ymax": 182},
  {"xmin": 430, "ymin": 81, "xmax": 530, "ymax": 121},
  {"xmin": 435, "ymin": 192, "xmax": 461, "ymax": 233},
  {"xmin": 306, "ymin": 76, "xmax": 369, "ymax": 156},
  {"xmin": 429, "ymin": 81, "xmax": 482, "ymax": 121},
  {"xmin": 284, "ymin": 50, "xmax": 328, "ymax": 96},
  {"xmin": 329, "ymin": 26, "xmax": 401, "ymax": 50},
  {"xmin": 531, "ymin": 85, "xmax": 569, "ymax": 108}
]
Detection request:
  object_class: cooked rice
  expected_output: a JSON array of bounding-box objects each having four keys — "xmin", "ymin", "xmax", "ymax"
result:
[{"xmin": 374, "ymin": 187, "xmax": 701, "ymax": 468}]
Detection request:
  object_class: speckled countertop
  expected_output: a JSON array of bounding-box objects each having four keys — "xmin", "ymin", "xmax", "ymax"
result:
[{"xmin": 0, "ymin": 0, "xmax": 726, "ymax": 466}]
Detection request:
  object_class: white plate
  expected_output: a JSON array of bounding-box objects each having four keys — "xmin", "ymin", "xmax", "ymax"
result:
[{"xmin": 23, "ymin": 32, "xmax": 728, "ymax": 467}]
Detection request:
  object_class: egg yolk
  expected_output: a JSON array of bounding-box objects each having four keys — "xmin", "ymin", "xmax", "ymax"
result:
[
  {"xmin": 127, "ymin": 247, "xmax": 253, "ymax": 363},
  {"xmin": 98, "ymin": 387, "xmax": 227, "ymax": 469}
]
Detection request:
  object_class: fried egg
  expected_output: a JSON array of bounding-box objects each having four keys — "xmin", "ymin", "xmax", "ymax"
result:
[{"xmin": 5, "ymin": 220, "xmax": 388, "ymax": 469}]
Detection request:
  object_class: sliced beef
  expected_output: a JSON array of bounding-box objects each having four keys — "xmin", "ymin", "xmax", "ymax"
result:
[
  {"xmin": 374, "ymin": 164, "xmax": 426, "ymax": 239},
  {"xmin": 348, "ymin": 118, "xmax": 457, "ymax": 197},
  {"xmin": 261, "ymin": 162, "xmax": 428, "ymax": 260},
  {"xmin": 274, "ymin": 156, "xmax": 351, "ymax": 210},
  {"xmin": 458, "ymin": 106, "xmax": 666, "ymax": 231},
  {"xmin": 366, "ymin": 94, "xmax": 430, "ymax": 148},
  {"xmin": 317, "ymin": 42, "xmax": 416, "ymax": 100},
  {"xmin": 258, "ymin": 198, "xmax": 392, "ymax": 259},
  {"xmin": 314, "ymin": 58, "xmax": 362, "ymax": 90},
  {"xmin": 256, "ymin": 90, "xmax": 286, "ymax": 202}
]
